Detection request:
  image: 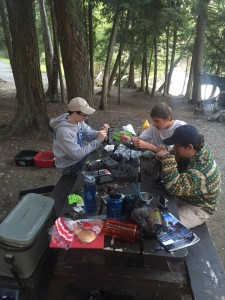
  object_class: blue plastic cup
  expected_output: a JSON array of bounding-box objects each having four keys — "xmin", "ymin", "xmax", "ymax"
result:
[{"xmin": 107, "ymin": 193, "xmax": 123, "ymax": 220}]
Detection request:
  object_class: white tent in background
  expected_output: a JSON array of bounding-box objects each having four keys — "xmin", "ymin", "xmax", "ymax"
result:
[{"xmin": 201, "ymin": 84, "xmax": 220, "ymax": 100}]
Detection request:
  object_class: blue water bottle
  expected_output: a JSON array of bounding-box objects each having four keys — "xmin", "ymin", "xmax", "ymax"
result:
[{"xmin": 83, "ymin": 175, "xmax": 96, "ymax": 212}]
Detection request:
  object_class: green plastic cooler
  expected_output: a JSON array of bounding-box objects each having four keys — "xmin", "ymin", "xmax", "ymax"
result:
[{"xmin": 0, "ymin": 193, "xmax": 54, "ymax": 279}]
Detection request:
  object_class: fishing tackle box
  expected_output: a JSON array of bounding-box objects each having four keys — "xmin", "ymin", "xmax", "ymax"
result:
[{"xmin": 0, "ymin": 193, "xmax": 55, "ymax": 279}]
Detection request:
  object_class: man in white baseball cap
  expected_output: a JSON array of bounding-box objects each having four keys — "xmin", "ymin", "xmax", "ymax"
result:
[
  {"xmin": 50, "ymin": 97, "xmax": 109, "ymax": 175},
  {"xmin": 67, "ymin": 97, "xmax": 96, "ymax": 115}
]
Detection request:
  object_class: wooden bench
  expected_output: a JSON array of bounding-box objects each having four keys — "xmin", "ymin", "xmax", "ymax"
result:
[{"xmin": 186, "ymin": 223, "xmax": 225, "ymax": 299}]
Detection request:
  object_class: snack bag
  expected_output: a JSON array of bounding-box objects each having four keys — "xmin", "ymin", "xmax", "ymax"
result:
[
  {"xmin": 74, "ymin": 219, "xmax": 104, "ymax": 244},
  {"xmin": 49, "ymin": 217, "xmax": 75, "ymax": 250}
]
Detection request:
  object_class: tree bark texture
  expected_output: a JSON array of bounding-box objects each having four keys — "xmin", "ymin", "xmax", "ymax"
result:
[
  {"xmin": 108, "ymin": 11, "xmax": 130, "ymax": 93},
  {"xmin": 151, "ymin": 37, "xmax": 157, "ymax": 97},
  {"xmin": 0, "ymin": 0, "xmax": 19, "ymax": 92},
  {"xmin": 127, "ymin": 58, "xmax": 135, "ymax": 88},
  {"xmin": 140, "ymin": 52, "xmax": 146, "ymax": 92},
  {"xmin": 114, "ymin": 56, "xmax": 130, "ymax": 86},
  {"xmin": 54, "ymin": 0, "xmax": 93, "ymax": 104},
  {"xmin": 38, "ymin": 0, "xmax": 55, "ymax": 99},
  {"xmin": 185, "ymin": 43, "xmax": 195, "ymax": 101},
  {"xmin": 191, "ymin": 0, "xmax": 209, "ymax": 103},
  {"xmin": 88, "ymin": 0, "xmax": 94, "ymax": 90},
  {"xmin": 166, "ymin": 28, "xmax": 177, "ymax": 94},
  {"xmin": 99, "ymin": 9, "xmax": 121, "ymax": 110},
  {"xmin": 50, "ymin": 0, "xmax": 63, "ymax": 103},
  {"xmin": 164, "ymin": 26, "xmax": 169, "ymax": 95},
  {"xmin": 4, "ymin": 0, "xmax": 50, "ymax": 137}
]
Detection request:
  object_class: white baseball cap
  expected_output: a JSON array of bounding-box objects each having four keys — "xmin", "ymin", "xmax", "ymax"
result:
[{"xmin": 67, "ymin": 97, "xmax": 95, "ymax": 115}]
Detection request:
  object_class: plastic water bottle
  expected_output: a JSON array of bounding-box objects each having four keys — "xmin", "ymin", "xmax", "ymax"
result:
[{"xmin": 83, "ymin": 175, "xmax": 96, "ymax": 212}]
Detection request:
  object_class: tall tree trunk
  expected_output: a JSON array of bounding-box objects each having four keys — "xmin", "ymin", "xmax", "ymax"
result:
[
  {"xmin": 0, "ymin": 0, "xmax": 19, "ymax": 91},
  {"xmin": 164, "ymin": 26, "xmax": 169, "ymax": 95},
  {"xmin": 54, "ymin": 0, "xmax": 93, "ymax": 104},
  {"xmin": 140, "ymin": 52, "xmax": 146, "ymax": 92},
  {"xmin": 38, "ymin": 0, "xmax": 55, "ymax": 100},
  {"xmin": 150, "ymin": 37, "xmax": 157, "ymax": 97},
  {"xmin": 108, "ymin": 11, "xmax": 130, "ymax": 93},
  {"xmin": 166, "ymin": 28, "xmax": 177, "ymax": 94},
  {"xmin": 118, "ymin": 53, "xmax": 121, "ymax": 105},
  {"xmin": 127, "ymin": 57, "xmax": 135, "ymax": 88},
  {"xmin": 88, "ymin": 0, "xmax": 94, "ymax": 90},
  {"xmin": 191, "ymin": 0, "xmax": 209, "ymax": 104},
  {"xmin": 108, "ymin": 46, "xmax": 122, "ymax": 92},
  {"xmin": 114, "ymin": 55, "xmax": 130, "ymax": 86},
  {"xmin": 185, "ymin": 46, "xmax": 195, "ymax": 100},
  {"xmin": 99, "ymin": 9, "xmax": 121, "ymax": 110},
  {"xmin": 147, "ymin": 44, "xmax": 153, "ymax": 89},
  {"xmin": 49, "ymin": 0, "xmax": 64, "ymax": 103},
  {"xmin": 2, "ymin": 0, "xmax": 50, "ymax": 139},
  {"xmin": 145, "ymin": 40, "xmax": 149, "ymax": 94},
  {"xmin": 182, "ymin": 56, "xmax": 189, "ymax": 95},
  {"xmin": 140, "ymin": 37, "xmax": 147, "ymax": 92},
  {"xmin": 158, "ymin": 34, "xmax": 192, "ymax": 94}
]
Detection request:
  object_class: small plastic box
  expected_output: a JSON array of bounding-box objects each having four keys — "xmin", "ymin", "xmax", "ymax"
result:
[
  {"xmin": 34, "ymin": 151, "xmax": 55, "ymax": 168},
  {"xmin": 14, "ymin": 150, "xmax": 38, "ymax": 167}
]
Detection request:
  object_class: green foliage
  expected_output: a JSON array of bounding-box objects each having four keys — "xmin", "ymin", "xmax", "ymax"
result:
[
  {"xmin": 1, "ymin": 0, "xmax": 225, "ymax": 92},
  {"xmin": 203, "ymin": 0, "xmax": 225, "ymax": 74},
  {"xmin": 0, "ymin": 56, "xmax": 9, "ymax": 64}
]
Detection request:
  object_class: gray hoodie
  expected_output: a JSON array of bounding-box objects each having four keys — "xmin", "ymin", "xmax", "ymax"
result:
[{"xmin": 50, "ymin": 113, "xmax": 101, "ymax": 169}]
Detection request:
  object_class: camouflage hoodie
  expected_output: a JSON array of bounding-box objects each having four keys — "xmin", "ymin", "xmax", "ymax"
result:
[{"xmin": 160, "ymin": 146, "xmax": 221, "ymax": 214}]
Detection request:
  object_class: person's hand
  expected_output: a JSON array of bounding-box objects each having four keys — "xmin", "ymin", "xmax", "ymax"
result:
[
  {"xmin": 155, "ymin": 149, "xmax": 170, "ymax": 160},
  {"xmin": 100, "ymin": 124, "xmax": 110, "ymax": 131},
  {"xmin": 155, "ymin": 145, "xmax": 167, "ymax": 152},
  {"xmin": 132, "ymin": 137, "xmax": 144, "ymax": 148},
  {"xmin": 97, "ymin": 129, "xmax": 108, "ymax": 142},
  {"xmin": 120, "ymin": 132, "xmax": 132, "ymax": 144},
  {"xmin": 132, "ymin": 137, "xmax": 157, "ymax": 152}
]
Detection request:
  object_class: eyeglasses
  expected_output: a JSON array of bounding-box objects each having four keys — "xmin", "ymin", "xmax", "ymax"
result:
[{"xmin": 76, "ymin": 112, "xmax": 87, "ymax": 117}]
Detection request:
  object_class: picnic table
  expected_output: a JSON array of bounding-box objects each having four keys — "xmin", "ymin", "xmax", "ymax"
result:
[
  {"xmin": 47, "ymin": 145, "xmax": 225, "ymax": 299},
  {"xmin": 47, "ymin": 148, "xmax": 191, "ymax": 299},
  {"xmin": 1, "ymin": 142, "xmax": 224, "ymax": 299}
]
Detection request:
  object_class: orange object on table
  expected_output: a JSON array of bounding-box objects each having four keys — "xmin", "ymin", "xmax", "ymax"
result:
[{"xmin": 104, "ymin": 218, "xmax": 140, "ymax": 243}]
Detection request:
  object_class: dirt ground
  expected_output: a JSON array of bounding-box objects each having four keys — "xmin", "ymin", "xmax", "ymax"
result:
[{"xmin": 0, "ymin": 81, "xmax": 225, "ymax": 271}]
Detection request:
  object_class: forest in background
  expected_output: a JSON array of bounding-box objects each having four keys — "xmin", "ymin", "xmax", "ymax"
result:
[{"xmin": 0, "ymin": 0, "xmax": 225, "ymax": 138}]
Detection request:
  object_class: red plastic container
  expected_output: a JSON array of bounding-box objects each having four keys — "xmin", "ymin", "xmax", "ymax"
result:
[
  {"xmin": 104, "ymin": 218, "xmax": 140, "ymax": 243},
  {"xmin": 34, "ymin": 151, "xmax": 55, "ymax": 168}
]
